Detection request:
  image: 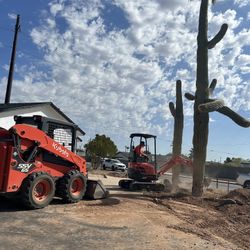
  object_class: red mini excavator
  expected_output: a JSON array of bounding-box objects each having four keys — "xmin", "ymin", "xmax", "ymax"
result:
[
  {"xmin": 119, "ymin": 133, "xmax": 192, "ymax": 191},
  {"xmin": 0, "ymin": 115, "xmax": 107, "ymax": 209}
]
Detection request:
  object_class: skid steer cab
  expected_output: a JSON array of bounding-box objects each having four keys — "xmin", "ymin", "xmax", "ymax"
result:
[{"xmin": 0, "ymin": 115, "xmax": 107, "ymax": 209}]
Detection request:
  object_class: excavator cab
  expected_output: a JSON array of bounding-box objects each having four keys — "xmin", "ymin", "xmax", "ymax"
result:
[
  {"xmin": 128, "ymin": 133, "xmax": 158, "ymax": 182},
  {"xmin": 119, "ymin": 133, "xmax": 165, "ymax": 191},
  {"xmin": 129, "ymin": 133, "xmax": 156, "ymax": 164}
]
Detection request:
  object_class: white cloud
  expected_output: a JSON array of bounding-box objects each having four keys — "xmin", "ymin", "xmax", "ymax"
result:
[
  {"xmin": 234, "ymin": 0, "xmax": 250, "ymax": 7},
  {"xmin": 49, "ymin": 1, "xmax": 64, "ymax": 16},
  {"xmin": 237, "ymin": 54, "xmax": 250, "ymax": 66},
  {"xmin": 8, "ymin": 13, "xmax": 17, "ymax": 20}
]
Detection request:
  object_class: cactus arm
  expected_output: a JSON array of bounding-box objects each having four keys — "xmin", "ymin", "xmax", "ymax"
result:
[
  {"xmin": 185, "ymin": 92, "xmax": 195, "ymax": 101},
  {"xmin": 217, "ymin": 106, "xmax": 250, "ymax": 128},
  {"xmin": 185, "ymin": 79, "xmax": 217, "ymax": 101},
  {"xmin": 209, "ymin": 79, "xmax": 217, "ymax": 96},
  {"xmin": 198, "ymin": 99, "xmax": 250, "ymax": 127},
  {"xmin": 207, "ymin": 24, "xmax": 228, "ymax": 49},
  {"xmin": 198, "ymin": 99, "xmax": 224, "ymax": 112},
  {"xmin": 169, "ymin": 102, "xmax": 176, "ymax": 117}
]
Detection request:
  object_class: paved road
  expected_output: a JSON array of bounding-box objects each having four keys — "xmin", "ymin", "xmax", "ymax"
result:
[{"xmin": 0, "ymin": 177, "xmax": 242, "ymax": 250}]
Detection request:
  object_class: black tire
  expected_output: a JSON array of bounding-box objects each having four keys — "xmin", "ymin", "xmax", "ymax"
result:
[
  {"xmin": 56, "ymin": 170, "xmax": 87, "ymax": 203},
  {"xmin": 119, "ymin": 179, "xmax": 132, "ymax": 189},
  {"xmin": 243, "ymin": 181, "xmax": 250, "ymax": 189},
  {"xmin": 21, "ymin": 172, "xmax": 55, "ymax": 209},
  {"xmin": 112, "ymin": 165, "xmax": 115, "ymax": 171},
  {"xmin": 103, "ymin": 165, "xmax": 106, "ymax": 170}
]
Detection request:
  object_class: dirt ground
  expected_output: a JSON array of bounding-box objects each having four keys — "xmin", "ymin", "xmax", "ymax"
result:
[{"xmin": 0, "ymin": 170, "xmax": 249, "ymax": 250}]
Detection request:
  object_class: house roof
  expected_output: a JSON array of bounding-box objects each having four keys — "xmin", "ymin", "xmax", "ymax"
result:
[
  {"xmin": 0, "ymin": 102, "xmax": 85, "ymax": 136},
  {"xmin": 115, "ymin": 151, "xmax": 130, "ymax": 159}
]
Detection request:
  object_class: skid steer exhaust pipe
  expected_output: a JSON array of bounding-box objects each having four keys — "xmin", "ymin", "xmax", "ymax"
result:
[{"xmin": 84, "ymin": 179, "xmax": 109, "ymax": 200}]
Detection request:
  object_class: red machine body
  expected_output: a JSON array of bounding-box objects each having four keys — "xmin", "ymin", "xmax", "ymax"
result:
[
  {"xmin": 0, "ymin": 124, "xmax": 86, "ymax": 193},
  {"xmin": 157, "ymin": 155, "xmax": 192, "ymax": 176},
  {"xmin": 0, "ymin": 115, "xmax": 89, "ymax": 209}
]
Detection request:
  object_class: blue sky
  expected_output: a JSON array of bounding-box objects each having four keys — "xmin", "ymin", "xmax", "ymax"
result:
[{"xmin": 0, "ymin": 0, "xmax": 250, "ymax": 162}]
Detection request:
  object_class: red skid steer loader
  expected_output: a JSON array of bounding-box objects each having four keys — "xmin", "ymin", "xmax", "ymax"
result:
[{"xmin": 0, "ymin": 115, "xmax": 108, "ymax": 209}]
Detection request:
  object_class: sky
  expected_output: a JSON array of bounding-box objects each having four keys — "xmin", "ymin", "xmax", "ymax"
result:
[{"xmin": 0, "ymin": 0, "xmax": 249, "ymax": 162}]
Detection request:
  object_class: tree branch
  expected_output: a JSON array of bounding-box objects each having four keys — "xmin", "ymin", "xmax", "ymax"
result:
[{"xmin": 208, "ymin": 23, "xmax": 228, "ymax": 49}]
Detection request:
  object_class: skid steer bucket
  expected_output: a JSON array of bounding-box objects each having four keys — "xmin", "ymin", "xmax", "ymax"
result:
[{"xmin": 84, "ymin": 179, "xmax": 109, "ymax": 200}]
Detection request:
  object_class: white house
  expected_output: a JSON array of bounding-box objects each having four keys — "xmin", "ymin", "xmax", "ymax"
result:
[{"xmin": 0, "ymin": 102, "xmax": 85, "ymax": 139}]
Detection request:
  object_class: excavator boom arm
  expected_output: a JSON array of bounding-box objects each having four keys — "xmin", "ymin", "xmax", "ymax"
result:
[{"xmin": 157, "ymin": 155, "xmax": 192, "ymax": 176}]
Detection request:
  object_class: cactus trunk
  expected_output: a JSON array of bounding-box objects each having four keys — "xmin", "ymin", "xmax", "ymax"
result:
[
  {"xmin": 170, "ymin": 80, "xmax": 184, "ymax": 190},
  {"xmin": 192, "ymin": 0, "xmax": 209, "ymax": 196}
]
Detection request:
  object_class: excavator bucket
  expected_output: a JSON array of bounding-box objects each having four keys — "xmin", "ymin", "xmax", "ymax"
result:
[{"xmin": 84, "ymin": 179, "xmax": 109, "ymax": 200}]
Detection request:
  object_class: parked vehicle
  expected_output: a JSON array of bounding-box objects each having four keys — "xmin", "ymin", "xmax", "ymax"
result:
[
  {"xmin": 102, "ymin": 159, "xmax": 127, "ymax": 171},
  {"xmin": 236, "ymin": 173, "xmax": 250, "ymax": 188}
]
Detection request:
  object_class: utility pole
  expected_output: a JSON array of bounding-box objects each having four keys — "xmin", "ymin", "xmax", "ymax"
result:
[{"xmin": 5, "ymin": 14, "xmax": 20, "ymax": 104}]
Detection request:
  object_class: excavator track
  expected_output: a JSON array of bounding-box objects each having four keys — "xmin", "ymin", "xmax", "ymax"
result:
[{"xmin": 119, "ymin": 179, "xmax": 165, "ymax": 192}]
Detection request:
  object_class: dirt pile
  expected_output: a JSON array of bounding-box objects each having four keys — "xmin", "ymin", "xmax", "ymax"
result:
[
  {"xmin": 154, "ymin": 188, "xmax": 250, "ymax": 249},
  {"xmin": 223, "ymin": 188, "xmax": 250, "ymax": 204},
  {"xmin": 89, "ymin": 169, "xmax": 128, "ymax": 179}
]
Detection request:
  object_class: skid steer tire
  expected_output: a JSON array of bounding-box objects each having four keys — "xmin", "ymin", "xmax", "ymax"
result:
[
  {"xmin": 57, "ymin": 170, "xmax": 87, "ymax": 203},
  {"xmin": 21, "ymin": 172, "xmax": 55, "ymax": 209}
]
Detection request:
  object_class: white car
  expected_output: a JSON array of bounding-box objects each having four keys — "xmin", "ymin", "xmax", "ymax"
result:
[
  {"xmin": 236, "ymin": 173, "xmax": 250, "ymax": 188},
  {"xmin": 102, "ymin": 159, "xmax": 127, "ymax": 172}
]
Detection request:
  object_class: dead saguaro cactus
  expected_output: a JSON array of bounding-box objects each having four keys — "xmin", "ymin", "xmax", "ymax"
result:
[
  {"xmin": 185, "ymin": 0, "xmax": 250, "ymax": 197},
  {"xmin": 169, "ymin": 80, "xmax": 184, "ymax": 191}
]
